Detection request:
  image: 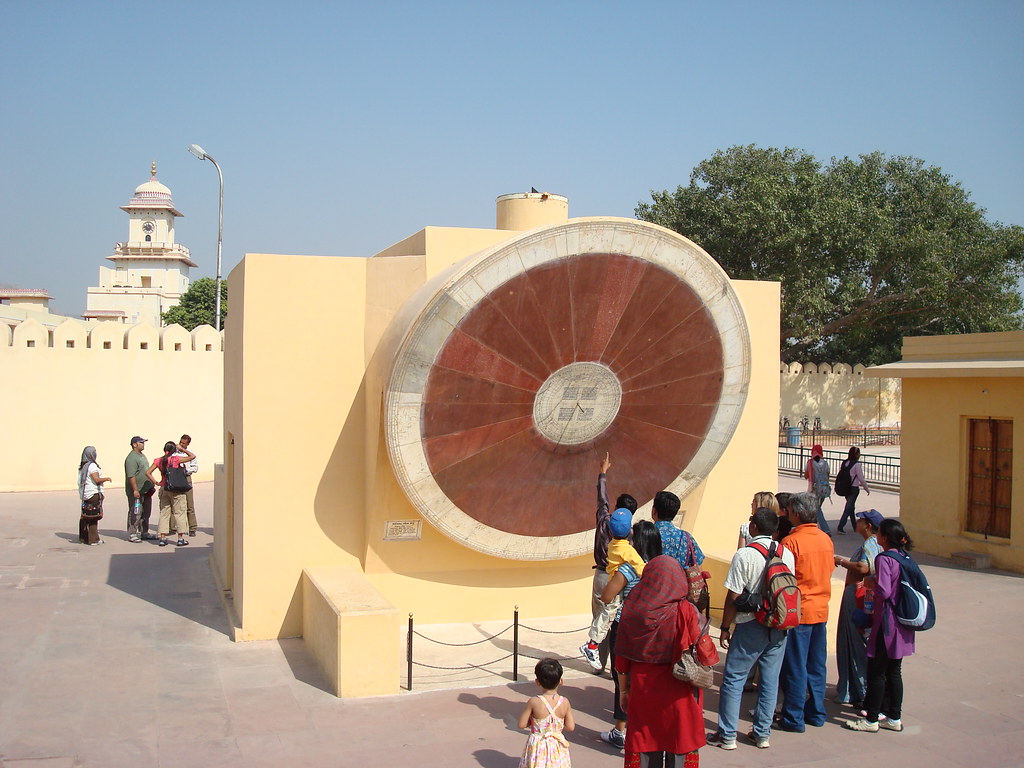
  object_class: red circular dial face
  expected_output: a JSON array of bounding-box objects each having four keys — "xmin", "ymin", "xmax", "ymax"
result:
[
  {"xmin": 383, "ymin": 218, "xmax": 750, "ymax": 560},
  {"xmin": 421, "ymin": 253, "xmax": 724, "ymax": 538}
]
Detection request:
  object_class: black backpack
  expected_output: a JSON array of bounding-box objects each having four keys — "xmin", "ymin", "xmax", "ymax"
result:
[
  {"xmin": 834, "ymin": 460, "xmax": 853, "ymax": 497},
  {"xmin": 877, "ymin": 550, "xmax": 936, "ymax": 631}
]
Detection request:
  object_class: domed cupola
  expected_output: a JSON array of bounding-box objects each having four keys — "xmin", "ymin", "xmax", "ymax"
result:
[{"xmin": 121, "ymin": 162, "xmax": 182, "ymax": 216}]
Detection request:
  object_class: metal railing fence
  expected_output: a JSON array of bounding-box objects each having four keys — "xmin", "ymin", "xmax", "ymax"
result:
[
  {"xmin": 778, "ymin": 446, "xmax": 900, "ymax": 488},
  {"xmin": 778, "ymin": 423, "xmax": 900, "ymax": 449}
]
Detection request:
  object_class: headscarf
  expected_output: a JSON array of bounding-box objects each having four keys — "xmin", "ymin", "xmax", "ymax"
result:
[
  {"xmin": 812, "ymin": 444, "xmax": 824, "ymax": 459},
  {"xmin": 78, "ymin": 446, "xmax": 97, "ymax": 490},
  {"xmin": 615, "ymin": 555, "xmax": 698, "ymax": 664}
]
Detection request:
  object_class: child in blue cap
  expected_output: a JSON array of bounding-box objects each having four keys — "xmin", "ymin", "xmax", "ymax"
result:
[{"xmin": 580, "ymin": 507, "xmax": 646, "ymax": 670}]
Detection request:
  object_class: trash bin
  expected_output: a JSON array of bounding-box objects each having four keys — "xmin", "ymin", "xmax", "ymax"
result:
[{"xmin": 786, "ymin": 426, "xmax": 801, "ymax": 447}]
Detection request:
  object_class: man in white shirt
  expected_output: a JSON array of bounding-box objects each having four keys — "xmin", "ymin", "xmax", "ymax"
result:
[{"xmin": 708, "ymin": 507, "xmax": 796, "ymax": 751}]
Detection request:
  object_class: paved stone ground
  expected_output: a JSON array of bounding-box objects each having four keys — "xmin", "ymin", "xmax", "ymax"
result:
[{"xmin": 1, "ymin": 480, "xmax": 1022, "ymax": 767}]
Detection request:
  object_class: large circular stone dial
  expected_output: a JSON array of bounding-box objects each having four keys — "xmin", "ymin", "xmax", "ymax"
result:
[{"xmin": 384, "ymin": 218, "xmax": 751, "ymax": 560}]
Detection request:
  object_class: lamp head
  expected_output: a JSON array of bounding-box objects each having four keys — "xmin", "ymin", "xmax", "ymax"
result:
[{"xmin": 188, "ymin": 144, "xmax": 208, "ymax": 160}]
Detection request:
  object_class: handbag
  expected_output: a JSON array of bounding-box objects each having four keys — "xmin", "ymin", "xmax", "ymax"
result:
[
  {"xmin": 671, "ymin": 613, "xmax": 717, "ymax": 689},
  {"xmin": 163, "ymin": 456, "xmax": 192, "ymax": 492},
  {"xmin": 683, "ymin": 534, "xmax": 710, "ymax": 612},
  {"xmin": 81, "ymin": 492, "xmax": 104, "ymax": 519}
]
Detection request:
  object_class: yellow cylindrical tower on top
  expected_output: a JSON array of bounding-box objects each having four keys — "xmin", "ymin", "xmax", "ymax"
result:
[{"xmin": 496, "ymin": 192, "xmax": 569, "ymax": 230}]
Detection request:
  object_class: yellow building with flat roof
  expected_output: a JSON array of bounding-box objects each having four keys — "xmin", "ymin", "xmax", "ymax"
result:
[{"xmin": 867, "ymin": 331, "xmax": 1023, "ymax": 572}]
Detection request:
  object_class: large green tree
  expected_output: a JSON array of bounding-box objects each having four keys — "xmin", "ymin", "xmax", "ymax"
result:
[
  {"xmin": 161, "ymin": 277, "xmax": 228, "ymax": 330},
  {"xmin": 636, "ymin": 145, "xmax": 1024, "ymax": 364}
]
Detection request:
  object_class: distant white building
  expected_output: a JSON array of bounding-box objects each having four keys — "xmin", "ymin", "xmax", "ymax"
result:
[
  {"xmin": 85, "ymin": 163, "xmax": 196, "ymax": 326},
  {"xmin": 0, "ymin": 288, "xmax": 70, "ymax": 330}
]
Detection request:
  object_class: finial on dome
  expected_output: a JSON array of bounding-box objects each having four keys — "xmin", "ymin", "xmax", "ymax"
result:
[{"xmin": 151, "ymin": 161, "xmax": 157, "ymax": 177}]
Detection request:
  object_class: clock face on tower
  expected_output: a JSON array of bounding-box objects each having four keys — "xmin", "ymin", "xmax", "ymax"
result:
[{"xmin": 141, "ymin": 221, "xmax": 155, "ymax": 234}]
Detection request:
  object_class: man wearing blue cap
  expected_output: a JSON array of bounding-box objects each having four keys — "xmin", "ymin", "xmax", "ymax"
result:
[{"xmin": 580, "ymin": 456, "xmax": 644, "ymax": 672}]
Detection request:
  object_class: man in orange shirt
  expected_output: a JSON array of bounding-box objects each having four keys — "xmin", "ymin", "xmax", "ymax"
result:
[{"xmin": 777, "ymin": 492, "xmax": 835, "ymax": 732}]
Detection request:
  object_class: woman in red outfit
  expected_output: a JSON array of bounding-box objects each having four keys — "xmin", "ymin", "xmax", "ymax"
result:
[{"xmin": 615, "ymin": 555, "xmax": 705, "ymax": 767}]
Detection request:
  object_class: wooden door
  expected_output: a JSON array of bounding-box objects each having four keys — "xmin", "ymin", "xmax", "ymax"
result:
[{"xmin": 966, "ymin": 418, "xmax": 1013, "ymax": 538}]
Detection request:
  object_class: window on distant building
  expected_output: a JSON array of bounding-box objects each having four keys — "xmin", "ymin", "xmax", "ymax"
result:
[
  {"xmin": 966, "ymin": 418, "xmax": 1013, "ymax": 539},
  {"xmin": 141, "ymin": 276, "xmax": 152, "ymax": 288}
]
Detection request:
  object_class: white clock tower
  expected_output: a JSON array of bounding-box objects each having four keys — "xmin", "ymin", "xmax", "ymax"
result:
[{"xmin": 85, "ymin": 163, "xmax": 197, "ymax": 325}]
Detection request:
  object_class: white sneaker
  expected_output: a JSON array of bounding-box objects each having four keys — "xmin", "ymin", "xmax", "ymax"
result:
[
  {"xmin": 880, "ymin": 718, "xmax": 903, "ymax": 731},
  {"xmin": 579, "ymin": 642, "xmax": 602, "ymax": 671},
  {"xmin": 844, "ymin": 718, "xmax": 879, "ymax": 732},
  {"xmin": 707, "ymin": 732, "xmax": 737, "ymax": 750}
]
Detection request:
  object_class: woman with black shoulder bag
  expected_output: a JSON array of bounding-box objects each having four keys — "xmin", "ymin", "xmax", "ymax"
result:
[{"xmin": 78, "ymin": 446, "xmax": 110, "ymax": 545}]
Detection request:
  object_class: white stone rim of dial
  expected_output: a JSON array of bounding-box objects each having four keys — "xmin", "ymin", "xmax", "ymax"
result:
[{"xmin": 383, "ymin": 217, "xmax": 752, "ymax": 561}]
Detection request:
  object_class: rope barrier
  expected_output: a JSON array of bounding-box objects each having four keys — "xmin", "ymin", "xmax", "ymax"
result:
[
  {"xmin": 405, "ymin": 600, "xmax": 724, "ymax": 689},
  {"xmin": 518, "ymin": 623, "xmax": 590, "ymax": 634},
  {"xmin": 412, "ymin": 625, "xmax": 513, "ymax": 645},
  {"xmin": 411, "ymin": 654, "xmax": 515, "ymax": 671}
]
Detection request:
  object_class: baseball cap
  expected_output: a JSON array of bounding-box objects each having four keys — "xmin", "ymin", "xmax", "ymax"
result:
[
  {"xmin": 856, "ymin": 509, "xmax": 884, "ymax": 528},
  {"xmin": 130, "ymin": 436, "xmax": 147, "ymax": 444},
  {"xmin": 609, "ymin": 508, "xmax": 633, "ymax": 538}
]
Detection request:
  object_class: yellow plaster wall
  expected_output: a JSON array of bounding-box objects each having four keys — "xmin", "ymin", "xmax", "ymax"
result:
[
  {"xmin": 0, "ymin": 319, "xmax": 223, "ymax": 492},
  {"xmin": 900, "ymin": 375, "xmax": 1024, "ymax": 571},
  {"xmin": 217, "ymin": 243, "xmax": 784, "ymax": 636},
  {"xmin": 780, "ymin": 362, "xmax": 901, "ymax": 428},
  {"xmin": 225, "ymin": 254, "xmax": 370, "ymax": 640}
]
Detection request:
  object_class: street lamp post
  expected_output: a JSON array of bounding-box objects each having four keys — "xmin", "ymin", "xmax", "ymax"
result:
[{"xmin": 187, "ymin": 144, "xmax": 224, "ymax": 331}]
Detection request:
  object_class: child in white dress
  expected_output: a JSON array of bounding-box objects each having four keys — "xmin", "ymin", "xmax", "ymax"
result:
[{"xmin": 517, "ymin": 658, "xmax": 575, "ymax": 768}]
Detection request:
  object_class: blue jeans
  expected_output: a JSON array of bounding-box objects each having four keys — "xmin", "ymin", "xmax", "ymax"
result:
[
  {"xmin": 815, "ymin": 498, "xmax": 831, "ymax": 535},
  {"xmin": 779, "ymin": 622, "xmax": 828, "ymax": 730},
  {"xmin": 717, "ymin": 620, "xmax": 788, "ymax": 740},
  {"xmin": 837, "ymin": 488, "xmax": 860, "ymax": 532}
]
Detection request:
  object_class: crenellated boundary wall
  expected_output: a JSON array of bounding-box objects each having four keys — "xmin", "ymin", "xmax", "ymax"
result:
[
  {"xmin": 780, "ymin": 361, "xmax": 901, "ymax": 429},
  {"xmin": 0, "ymin": 315, "xmax": 896, "ymax": 492},
  {"xmin": 1, "ymin": 318, "xmax": 223, "ymax": 492}
]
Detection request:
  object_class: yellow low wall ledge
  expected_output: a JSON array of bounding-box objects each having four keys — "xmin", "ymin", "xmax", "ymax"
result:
[{"xmin": 302, "ymin": 566, "xmax": 400, "ymax": 698}]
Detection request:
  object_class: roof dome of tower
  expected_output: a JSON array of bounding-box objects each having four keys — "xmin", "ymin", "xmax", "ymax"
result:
[{"xmin": 121, "ymin": 162, "xmax": 182, "ymax": 215}]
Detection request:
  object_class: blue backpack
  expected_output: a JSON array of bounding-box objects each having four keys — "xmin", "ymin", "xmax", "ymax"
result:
[{"xmin": 877, "ymin": 550, "xmax": 936, "ymax": 631}]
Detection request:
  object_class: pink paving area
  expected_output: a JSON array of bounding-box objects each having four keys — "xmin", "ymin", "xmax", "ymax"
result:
[{"xmin": 1, "ymin": 481, "xmax": 1022, "ymax": 768}]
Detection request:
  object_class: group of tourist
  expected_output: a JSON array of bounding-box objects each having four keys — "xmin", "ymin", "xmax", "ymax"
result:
[
  {"xmin": 517, "ymin": 449, "xmax": 920, "ymax": 768},
  {"xmin": 76, "ymin": 434, "xmax": 199, "ymax": 546}
]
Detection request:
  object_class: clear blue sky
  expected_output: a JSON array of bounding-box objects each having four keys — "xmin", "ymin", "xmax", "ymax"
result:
[{"xmin": 2, "ymin": 1, "xmax": 1022, "ymax": 317}]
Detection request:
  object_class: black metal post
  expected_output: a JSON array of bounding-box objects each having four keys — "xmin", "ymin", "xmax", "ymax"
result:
[
  {"xmin": 513, "ymin": 606, "xmax": 519, "ymax": 682},
  {"xmin": 407, "ymin": 613, "xmax": 413, "ymax": 691}
]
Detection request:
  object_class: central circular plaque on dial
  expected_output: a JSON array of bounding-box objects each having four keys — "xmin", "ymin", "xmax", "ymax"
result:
[
  {"xmin": 383, "ymin": 217, "xmax": 751, "ymax": 560},
  {"xmin": 532, "ymin": 362, "xmax": 622, "ymax": 445}
]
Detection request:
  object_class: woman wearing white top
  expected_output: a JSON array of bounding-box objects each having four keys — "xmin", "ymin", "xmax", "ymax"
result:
[{"xmin": 78, "ymin": 446, "xmax": 111, "ymax": 545}]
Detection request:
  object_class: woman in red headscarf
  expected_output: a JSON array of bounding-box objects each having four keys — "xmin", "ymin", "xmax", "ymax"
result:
[
  {"xmin": 615, "ymin": 555, "xmax": 705, "ymax": 767},
  {"xmin": 804, "ymin": 443, "xmax": 832, "ymax": 535}
]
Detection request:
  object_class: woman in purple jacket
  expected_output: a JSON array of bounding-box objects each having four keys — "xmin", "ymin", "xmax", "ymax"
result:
[
  {"xmin": 844, "ymin": 518, "xmax": 915, "ymax": 733},
  {"xmin": 836, "ymin": 446, "xmax": 871, "ymax": 534}
]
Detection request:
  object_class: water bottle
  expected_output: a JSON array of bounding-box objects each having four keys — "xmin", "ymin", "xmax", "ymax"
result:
[
  {"xmin": 863, "ymin": 583, "xmax": 875, "ymax": 615},
  {"xmin": 133, "ymin": 498, "xmax": 141, "ymax": 518}
]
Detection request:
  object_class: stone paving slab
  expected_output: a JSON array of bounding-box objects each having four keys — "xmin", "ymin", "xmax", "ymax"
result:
[{"xmin": 2, "ymin": 480, "xmax": 1023, "ymax": 767}]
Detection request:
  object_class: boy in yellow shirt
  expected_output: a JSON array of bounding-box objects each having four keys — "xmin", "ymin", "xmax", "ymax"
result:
[{"xmin": 580, "ymin": 508, "xmax": 645, "ymax": 669}]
